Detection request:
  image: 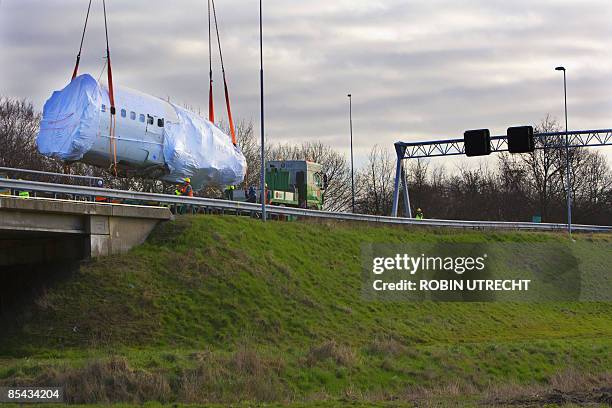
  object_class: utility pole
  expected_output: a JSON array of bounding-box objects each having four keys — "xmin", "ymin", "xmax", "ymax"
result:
[
  {"xmin": 555, "ymin": 66, "xmax": 572, "ymax": 238},
  {"xmin": 348, "ymin": 94, "xmax": 355, "ymax": 213},
  {"xmin": 259, "ymin": 0, "xmax": 266, "ymax": 221}
]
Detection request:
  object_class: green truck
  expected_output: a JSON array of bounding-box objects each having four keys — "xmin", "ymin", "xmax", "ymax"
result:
[{"xmin": 265, "ymin": 160, "xmax": 327, "ymax": 210}]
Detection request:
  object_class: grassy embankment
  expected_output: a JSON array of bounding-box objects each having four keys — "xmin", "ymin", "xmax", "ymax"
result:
[{"xmin": 1, "ymin": 216, "xmax": 610, "ymax": 407}]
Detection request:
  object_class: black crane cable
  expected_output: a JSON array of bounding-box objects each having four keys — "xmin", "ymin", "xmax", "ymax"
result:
[
  {"xmin": 210, "ymin": 0, "xmax": 225, "ymax": 75},
  {"xmin": 71, "ymin": 0, "xmax": 92, "ymax": 80},
  {"xmin": 210, "ymin": 0, "xmax": 237, "ymax": 145},
  {"xmin": 207, "ymin": 0, "xmax": 215, "ymax": 122},
  {"xmin": 208, "ymin": 0, "xmax": 213, "ymax": 84}
]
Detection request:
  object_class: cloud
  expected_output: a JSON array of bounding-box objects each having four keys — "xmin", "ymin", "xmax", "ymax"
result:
[{"xmin": 1, "ymin": 0, "xmax": 610, "ymax": 167}]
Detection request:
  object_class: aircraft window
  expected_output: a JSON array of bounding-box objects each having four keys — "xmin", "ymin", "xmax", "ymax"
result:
[
  {"xmin": 130, "ymin": 111, "xmax": 136, "ymax": 120},
  {"xmin": 147, "ymin": 115, "xmax": 154, "ymax": 125},
  {"xmin": 120, "ymin": 108, "xmax": 126, "ymax": 118},
  {"xmin": 101, "ymin": 104, "xmax": 106, "ymax": 112},
  {"xmin": 157, "ymin": 118, "xmax": 164, "ymax": 127},
  {"xmin": 139, "ymin": 114, "xmax": 145, "ymax": 123}
]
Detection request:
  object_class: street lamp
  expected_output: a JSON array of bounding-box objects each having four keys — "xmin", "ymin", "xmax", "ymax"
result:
[
  {"xmin": 259, "ymin": 0, "xmax": 266, "ymax": 221},
  {"xmin": 555, "ymin": 66, "xmax": 571, "ymax": 237},
  {"xmin": 347, "ymin": 94, "xmax": 355, "ymax": 213}
]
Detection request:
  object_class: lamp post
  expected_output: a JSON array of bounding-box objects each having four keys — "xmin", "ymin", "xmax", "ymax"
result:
[
  {"xmin": 347, "ymin": 94, "xmax": 355, "ymax": 213},
  {"xmin": 259, "ymin": 0, "xmax": 266, "ymax": 221},
  {"xmin": 555, "ymin": 66, "xmax": 571, "ymax": 237}
]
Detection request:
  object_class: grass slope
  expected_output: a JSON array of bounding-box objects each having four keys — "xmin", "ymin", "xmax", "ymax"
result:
[{"xmin": 1, "ymin": 216, "xmax": 611, "ymax": 406}]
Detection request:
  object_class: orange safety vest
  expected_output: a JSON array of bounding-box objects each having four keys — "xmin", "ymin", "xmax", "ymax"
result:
[{"xmin": 180, "ymin": 183, "xmax": 193, "ymax": 197}]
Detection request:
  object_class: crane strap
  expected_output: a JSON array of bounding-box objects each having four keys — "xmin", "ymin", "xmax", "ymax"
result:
[
  {"xmin": 71, "ymin": 0, "xmax": 92, "ymax": 80},
  {"xmin": 207, "ymin": 0, "xmax": 215, "ymax": 123},
  {"xmin": 103, "ymin": 0, "xmax": 118, "ymax": 176},
  {"xmin": 211, "ymin": 0, "xmax": 237, "ymax": 146}
]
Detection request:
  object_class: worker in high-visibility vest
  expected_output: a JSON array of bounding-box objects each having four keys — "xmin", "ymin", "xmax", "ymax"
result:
[
  {"xmin": 224, "ymin": 185, "xmax": 235, "ymax": 200},
  {"xmin": 176, "ymin": 178, "xmax": 194, "ymax": 215},
  {"xmin": 179, "ymin": 178, "xmax": 193, "ymax": 197},
  {"xmin": 415, "ymin": 208, "xmax": 424, "ymax": 220},
  {"xmin": 16, "ymin": 179, "xmax": 30, "ymax": 198}
]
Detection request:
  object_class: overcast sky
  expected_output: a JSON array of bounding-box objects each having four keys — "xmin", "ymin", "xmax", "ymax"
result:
[{"xmin": 1, "ymin": 0, "xmax": 611, "ymax": 168}]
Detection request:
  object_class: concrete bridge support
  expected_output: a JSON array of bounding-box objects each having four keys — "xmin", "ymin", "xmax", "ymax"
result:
[{"xmin": 0, "ymin": 196, "xmax": 172, "ymax": 266}]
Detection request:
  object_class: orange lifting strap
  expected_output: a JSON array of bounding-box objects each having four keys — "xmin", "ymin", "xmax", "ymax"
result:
[
  {"xmin": 69, "ymin": 0, "xmax": 117, "ymax": 175},
  {"xmin": 71, "ymin": 0, "xmax": 92, "ymax": 80},
  {"xmin": 103, "ymin": 0, "xmax": 118, "ymax": 176},
  {"xmin": 210, "ymin": 0, "xmax": 237, "ymax": 146},
  {"xmin": 71, "ymin": 0, "xmax": 117, "ymax": 175}
]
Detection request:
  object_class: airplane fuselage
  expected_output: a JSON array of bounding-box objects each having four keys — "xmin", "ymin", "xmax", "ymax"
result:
[
  {"xmin": 37, "ymin": 74, "xmax": 246, "ymax": 188},
  {"xmin": 85, "ymin": 86, "xmax": 179, "ymax": 175}
]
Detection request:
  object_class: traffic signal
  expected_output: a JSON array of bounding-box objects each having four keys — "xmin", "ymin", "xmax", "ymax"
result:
[
  {"xmin": 464, "ymin": 129, "xmax": 491, "ymax": 156},
  {"xmin": 507, "ymin": 126, "xmax": 534, "ymax": 153}
]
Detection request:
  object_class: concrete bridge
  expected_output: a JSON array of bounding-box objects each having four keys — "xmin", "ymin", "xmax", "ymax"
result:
[{"xmin": 0, "ymin": 196, "xmax": 172, "ymax": 266}]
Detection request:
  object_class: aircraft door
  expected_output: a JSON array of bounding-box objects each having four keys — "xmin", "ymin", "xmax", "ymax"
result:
[{"xmin": 143, "ymin": 114, "xmax": 164, "ymax": 165}]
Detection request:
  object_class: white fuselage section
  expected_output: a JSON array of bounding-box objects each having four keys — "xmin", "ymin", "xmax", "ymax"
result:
[
  {"xmin": 38, "ymin": 73, "xmax": 246, "ymax": 188},
  {"xmin": 84, "ymin": 85, "xmax": 179, "ymax": 173}
]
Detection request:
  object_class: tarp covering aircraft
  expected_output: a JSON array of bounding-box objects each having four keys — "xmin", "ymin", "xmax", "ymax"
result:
[{"xmin": 37, "ymin": 74, "xmax": 247, "ymax": 189}]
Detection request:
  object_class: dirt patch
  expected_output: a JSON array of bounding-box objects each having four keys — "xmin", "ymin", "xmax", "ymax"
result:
[
  {"xmin": 484, "ymin": 370, "xmax": 612, "ymax": 407},
  {"xmin": 495, "ymin": 387, "xmax": 611, "ymax": 407}
]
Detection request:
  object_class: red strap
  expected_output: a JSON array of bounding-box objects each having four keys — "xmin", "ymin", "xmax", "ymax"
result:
[
  {"xmin": 223, "ymin": 79, "xmax": 236, "ymax": 146},
  {"xmin": 70, "ymin": 0, "xmax": 91, "ymax": 81},
  {"xmin": 107, "ymin": 55, "xmax": 115, "ymax": 111},
  {"xmin": 211, "ymin": 0, "xmax": 236, "ymax": 146},
  {"xmin": 209, "ymin": 79, "xmax": 215, "ymax": 122},
  {"xmin": 71, "ymin": 56, "xmax": 81, "ymax": 81}
]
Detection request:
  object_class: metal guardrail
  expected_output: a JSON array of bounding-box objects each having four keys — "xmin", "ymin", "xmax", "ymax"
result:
[
  {"xmin": 0, "ymin": 167, "xmax": 103, "ymax": 186},
  {"xmin": 1, "ymin": 178, "xmax": 610, "ymax": 232}
]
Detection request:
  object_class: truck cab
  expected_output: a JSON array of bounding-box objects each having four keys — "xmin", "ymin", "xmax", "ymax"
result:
[{"xmin": 266, "ymin": 160, "xmax": 327, "ymax": 210}]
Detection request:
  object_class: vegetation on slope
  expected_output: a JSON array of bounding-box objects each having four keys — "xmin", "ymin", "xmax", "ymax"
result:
[{"xmin": 0, "ymin": 216, "xmax": 610, "ymax": 406}]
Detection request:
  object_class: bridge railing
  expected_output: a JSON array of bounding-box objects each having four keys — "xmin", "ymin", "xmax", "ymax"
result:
[
  {"xmin": 1, "ymin": 178, "xmax": 610, "ymax": 232},
  {"xmin": 0, "ymin": 166, "xmax": 103, "ymax": 187}
]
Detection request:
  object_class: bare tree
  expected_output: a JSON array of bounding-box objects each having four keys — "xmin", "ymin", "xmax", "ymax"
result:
[
  {"xmin": 356, "ymin": 145, "xmax": 395, "ymax": 215},
  {"xmin": 0, "ymin": 97, "xmax": 59, "ymax": 172},
  {"xmin": 518, "ymin": 115, "xmax": 566, "ymax": 221}
]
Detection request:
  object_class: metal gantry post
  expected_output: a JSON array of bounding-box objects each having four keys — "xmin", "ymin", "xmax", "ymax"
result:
[
  {"xmin": 556, "ymin": 66, "xmax": 572, "ymax": 237},
  {"xmin": 563, "ymin": 71, "xmax": 572, "ymax": 237},
  {"xmin": 348, "ymin": 94, "xmax": 355, "ymax": 213},
  {"xmin": 392, "ymin": 143, "xmax": 410, "ymax": 217},
  {"xmin": 259, "ymin": 0, "xmax": 266, "ymax": 221}
]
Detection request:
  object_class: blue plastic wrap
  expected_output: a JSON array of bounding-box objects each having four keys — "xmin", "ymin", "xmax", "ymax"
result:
[
  {"xmin": 37, "ymin": 74, "xmax": 102, "ymax": 161},
  {"xmin": 163, "ymin": 105, "xmax": 247, "ymax": 187}
]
